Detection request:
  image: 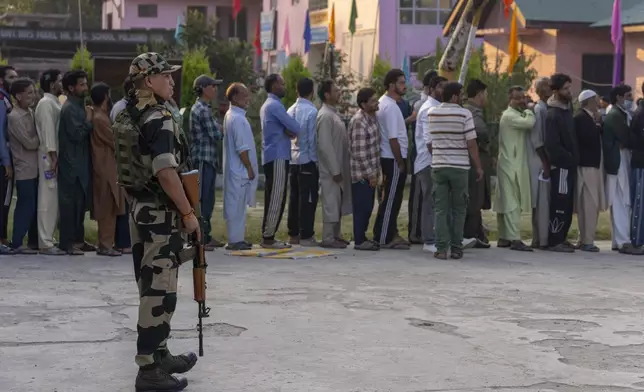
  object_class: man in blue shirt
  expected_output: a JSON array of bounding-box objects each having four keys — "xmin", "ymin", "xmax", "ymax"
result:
[
  {"xmin": 0, "ymin": 65, "xmax": 18, "ymax": 253},
  {"xmin": 286, "ymin": 77, "xmax": 319, "ymax": 246},
  {"xmin": 190, "ymin": 74, "xmax": 224, "ymax": 250},
  {"xmin": 259, "ymin": 73, "xmax": 302, "ymax": 249}
]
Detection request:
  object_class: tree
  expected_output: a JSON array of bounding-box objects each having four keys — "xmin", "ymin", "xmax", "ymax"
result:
[
  {"xmin": 281, "ymin": 55, "xmax": 311, "ymax": 109},
  {"xmin": 314, "ymin": 48, "xmax": 358, "ymax": 116},
  {"xmin": 369, "ymin": 55, "xmax": 391, "ymax": 97},
  {"xmin": 181, "ymin": 47, "xmax": 212, "ymax": 107},
  {"xmin": 71, "ymin": 46, "xmax": 94, "ymax": 82}
]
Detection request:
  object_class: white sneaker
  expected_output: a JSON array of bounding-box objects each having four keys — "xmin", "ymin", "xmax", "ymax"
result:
[
  {"xmin": 423, "ymin": 243, "xmax": 437, "ymax": 253},
  {"xmin": 462, "ymin": 238, "xmax": 477, "ymax": 249}
]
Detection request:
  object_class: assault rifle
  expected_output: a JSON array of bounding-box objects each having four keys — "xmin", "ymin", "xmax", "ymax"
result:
[{"xmin": 180, "ymin": 170, "xmax": 211, "ymax": 357}]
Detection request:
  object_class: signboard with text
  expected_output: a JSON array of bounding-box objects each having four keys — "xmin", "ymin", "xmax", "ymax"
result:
[
  {"xmin": 0, "ymin": 27, "xmax": 171, "ymax": 43},
  {"xmin": 260, "ymin": 10, "xmax": 277, "ymax": 51},
  {"xmin": 311, "ymin": 27, "xmax": 329, "ymax": 44}
]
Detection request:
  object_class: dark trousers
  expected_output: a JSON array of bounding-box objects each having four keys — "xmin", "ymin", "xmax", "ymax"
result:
[
  {"xmin": 0, "ymin": 166, "xmax": 12, "ymax": 240},
  {"xmin": 115, "ymin": 201, "xmax": 131, "ymax": 249},
  {"xmin": 197, "ymin": 161, "xmax": 216, "ymax": 243},
  {"xmin": 262, "ymin": 159, "xmax": 289, "ymax": 241},
  {"xmin": 373, "ymin": 158, "xmax": 406, "ymax": 245},
  {"xmin": 352, "ymin": 180, "xmax": 375, "ymax": 245},
  {"xmin": 548, "ymin": 167, "xmax": 576, "ymax": 247},
  {"xmin": 463, "ymin": 211, "xmax": 484, "ymax": 240},
  {"xmin": 407, "ymin": 174, "xmax": 422, "ymax": 241},
  {"xmin": 12, "ymin": 178, "xmax": 38, "ymax": 249},
  {"xmin": 58, "ymin": 179, "xmax": 86, "ymax": 251},
  {"xmin": 287, "ymin": 162, "xmax": 319, "ymax": 239}
]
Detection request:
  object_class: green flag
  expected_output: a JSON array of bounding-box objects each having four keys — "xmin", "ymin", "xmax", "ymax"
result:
[{"xmin": 349, "ymin": 0, "xmax": 358, "ymax": 36}]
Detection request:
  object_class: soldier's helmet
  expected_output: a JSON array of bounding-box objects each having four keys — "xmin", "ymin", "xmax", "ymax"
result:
[{"xmin": 128, "ymin": 52, "xmax": 181, "ymax": 81}]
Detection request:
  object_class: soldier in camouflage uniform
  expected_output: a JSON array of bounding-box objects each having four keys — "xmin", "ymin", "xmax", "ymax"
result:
[{"xmin": 117, "ymin": 53, "xmax": 200, "ymax": 392}]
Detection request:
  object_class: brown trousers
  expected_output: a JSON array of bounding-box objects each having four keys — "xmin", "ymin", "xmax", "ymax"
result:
[{"xmin": 97, "ymin": 215, "xmax": 117, "ymax": 249}]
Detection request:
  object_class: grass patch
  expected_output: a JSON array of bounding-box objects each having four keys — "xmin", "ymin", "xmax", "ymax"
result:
[{"xmin": 7, "ymin": 186, "xmax": 612, "ymax": 246}]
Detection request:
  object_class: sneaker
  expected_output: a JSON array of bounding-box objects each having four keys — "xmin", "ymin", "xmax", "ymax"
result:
[
  {"xmin": 423, "ymin": 243, "xmax": 437, "ymax": 253},
  {"xmin": 462, "ymin": 238, "xmax": 477, "ymax": 249},
  {"xmin": 135, "ymin": 365, "xmax": 188, "ymax": 392}
]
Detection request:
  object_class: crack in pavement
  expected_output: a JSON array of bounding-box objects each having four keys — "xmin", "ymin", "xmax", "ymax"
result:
[{"xmin": 0, "ymin": 323, "xmax": 247, "ymax": 347}]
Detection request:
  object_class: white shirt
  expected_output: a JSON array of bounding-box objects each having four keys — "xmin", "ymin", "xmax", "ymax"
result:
[
  {"xmin": 287, "ymin": 98, "xmax": 318, "ymax": 165},
  {"xmin": 34, "ymin": 93, "xmax": 61, "ymax": 154},
  {"xmin": 414, "ymin": 95, "xmax": 440, "ymax": 174},
  {"xmin": 110, "ymin": 98, "xmax": 127, "ymax": 123},
  {"xmin": 376, "ymin": 94, "xmax": 408, "ymax": 159}
]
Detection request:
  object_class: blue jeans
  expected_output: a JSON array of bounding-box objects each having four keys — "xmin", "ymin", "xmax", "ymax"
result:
[
  {"xmin": 12, "ymin": 178, "xmax": 38, "ymax": 249},
  {"xmin": 115, "ymin": 201, "xmax": 131, "ymax": 249},
  {"xmin": 197, "ymin": 161, "xmax": 216, "ymax": 243},
  {"xmin": 352, "ymin": 180, "xmax": 375, "ymax": 245}
]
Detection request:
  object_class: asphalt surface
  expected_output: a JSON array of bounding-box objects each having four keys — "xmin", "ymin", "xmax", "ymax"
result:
[{"xmin": 2, "ymin": 242, "xmax": 644, "ymax": 392}]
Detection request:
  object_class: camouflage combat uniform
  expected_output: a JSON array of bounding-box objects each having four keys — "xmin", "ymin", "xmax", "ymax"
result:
[{"xmin": 116, "ymin": 53, "xmax": 196, "ymax": 391}]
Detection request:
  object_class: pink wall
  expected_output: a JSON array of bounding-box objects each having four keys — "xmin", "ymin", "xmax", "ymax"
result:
[
  {"xmin": 263, "ymin": 0, "xmax": 310, "ymax": 55},
  {"xmin": 555, "ymin": 28, "xmax": 614, "ymax": 94},
  {"xmin": 104, "ymin": 0, "xmax": 261, "ymax": 43}
]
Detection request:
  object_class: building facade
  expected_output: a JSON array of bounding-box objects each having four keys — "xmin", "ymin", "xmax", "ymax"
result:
[
  {"xmin": 102, "ymin": 0, "xmax": 262, "ymax": 43},
  {"xmin": 444, "ymin": 0, "xmax": 644, "ymax": 99},
  {"xmin": 262, "ymin": 0, "xmax": 457, "ymax": 80}
]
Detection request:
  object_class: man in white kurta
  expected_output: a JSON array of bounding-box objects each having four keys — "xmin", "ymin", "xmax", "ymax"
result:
[
  {"xmin": 223, "ymin": 84, "xmax": 258, "ymax": 251},
  {"xmin": 317, "ymin": 81, "xmax": 352, "ymax": 248},
  {"xmin": 34, "ymin": 70, "xmax": 65, "ymax": 255}
]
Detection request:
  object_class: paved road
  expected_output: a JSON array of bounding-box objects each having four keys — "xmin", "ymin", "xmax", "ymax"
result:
[{"xmin": 2, "ymin": 242, "xmax": 644, "ymax": 392}]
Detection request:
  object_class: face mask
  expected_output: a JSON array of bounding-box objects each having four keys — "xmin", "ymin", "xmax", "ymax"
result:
[{"xmin": 624, "ymin": 100, "xmax": 634, "ymax": 111}]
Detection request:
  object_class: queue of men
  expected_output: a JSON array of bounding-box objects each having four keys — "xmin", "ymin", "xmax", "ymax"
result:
[
  {"xmin": 4, "ymin": 61, "xmax": 644, "ymax": 261},
  {"xmin": 0, "ymin": 65, "xmax": 130, "ymax": 256}
]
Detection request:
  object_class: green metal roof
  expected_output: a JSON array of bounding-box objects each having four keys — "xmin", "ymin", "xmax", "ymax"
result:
[
  {"xmin": 592, "ymin": 2, "xmax": 644, "ymax": 27},
  {"xmin": 516, "ymin": 0, "xmax": 640, "ymax": 24}
]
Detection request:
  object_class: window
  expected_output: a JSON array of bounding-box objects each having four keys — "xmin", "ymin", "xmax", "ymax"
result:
[
  {"xmin": 310, "ymin": 0, "xmax": 328, "ymax": 11},
  {"xmin": 187, "ymin": 6, "xmax": 207, "ymax": 18},
  {"xmin": 137, "ymin": 4, "xmax": 157, "ymax": 18},
  {"xmin": 399, "ymin": 0, "xmax": 456, "ymax": 25}
]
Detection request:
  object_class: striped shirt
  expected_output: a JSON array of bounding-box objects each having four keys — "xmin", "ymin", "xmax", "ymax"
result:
[{"xmin": 427, "ymin": 103, "xmax": 477, "ymax": 169}]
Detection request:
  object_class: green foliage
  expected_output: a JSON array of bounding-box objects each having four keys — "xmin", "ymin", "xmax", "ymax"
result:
[
  {"xmin": 167, "ymin": 9, "xmax": 256, "ymax": 103},
  {"xmin": 314, "ymin": 48, "xmax": 358, "ymax": 115},
  {"xmin": 369, "ymin": 55, "xmax": 392, "ymax": 97},
  {"xmin": 281, "ymin": 55, "xmax": 312, "ymax": 109},
  {"xmin": 181, "ymin": 47, "xmax": 212, "ymax": 107},
  {"xmin": 71, "ymin": 47, "xmax": 94, "ymax": 82}
]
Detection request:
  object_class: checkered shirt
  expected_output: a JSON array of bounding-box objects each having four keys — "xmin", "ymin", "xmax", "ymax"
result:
[
  {"xmin": 189, "ymin": 99, "xmax": 221, "ymax": 168},
  {"xmin": 348, "ymin": 109, "xmax": 381, "ymax": 183}
]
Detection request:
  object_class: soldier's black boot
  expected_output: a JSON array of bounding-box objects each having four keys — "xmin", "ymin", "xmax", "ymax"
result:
[
  {"xmin": 158, "ymin": 350, "xmax": 198, "ymax": 374},
  {"xmin": 135, "ymin": 365, "xmax": 188, "ymax": 392}
]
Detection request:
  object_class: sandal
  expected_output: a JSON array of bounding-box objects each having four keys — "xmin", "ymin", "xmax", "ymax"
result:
[
  {"xmin": 497, "ymin": 239, "xmax": 511, "ymax": 248},
  {"xmin": 15, "ymin": 246, "xmax": 38, "ymax": 255},
  {"xmin": 66, "ymin": 247, "xmax": 85, "ymax": 256},
  {"xmin": 450, "ymin": 248, "xmax": 463, "ymax": 259},
  {"xmin": 580, "ymin": 244, "xmax": 600, "ymax": 253},
  {"xmin": 78, "ymin": 242, "xmax": 97, "ymax": 252},
  {"xmin": 260, "ymin": 240, "xmax": 292, "ymax": 250},
  {"xmin": 97, "ymin": 247, "xmax": 122, "ymax": 257},
  {"xmin": 321, "ymin": 239, "xmax": 347, "ymax": 249},
  {"xmin": 434, "ymin": 251, "xmax": 448, "ymax": 260}
]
